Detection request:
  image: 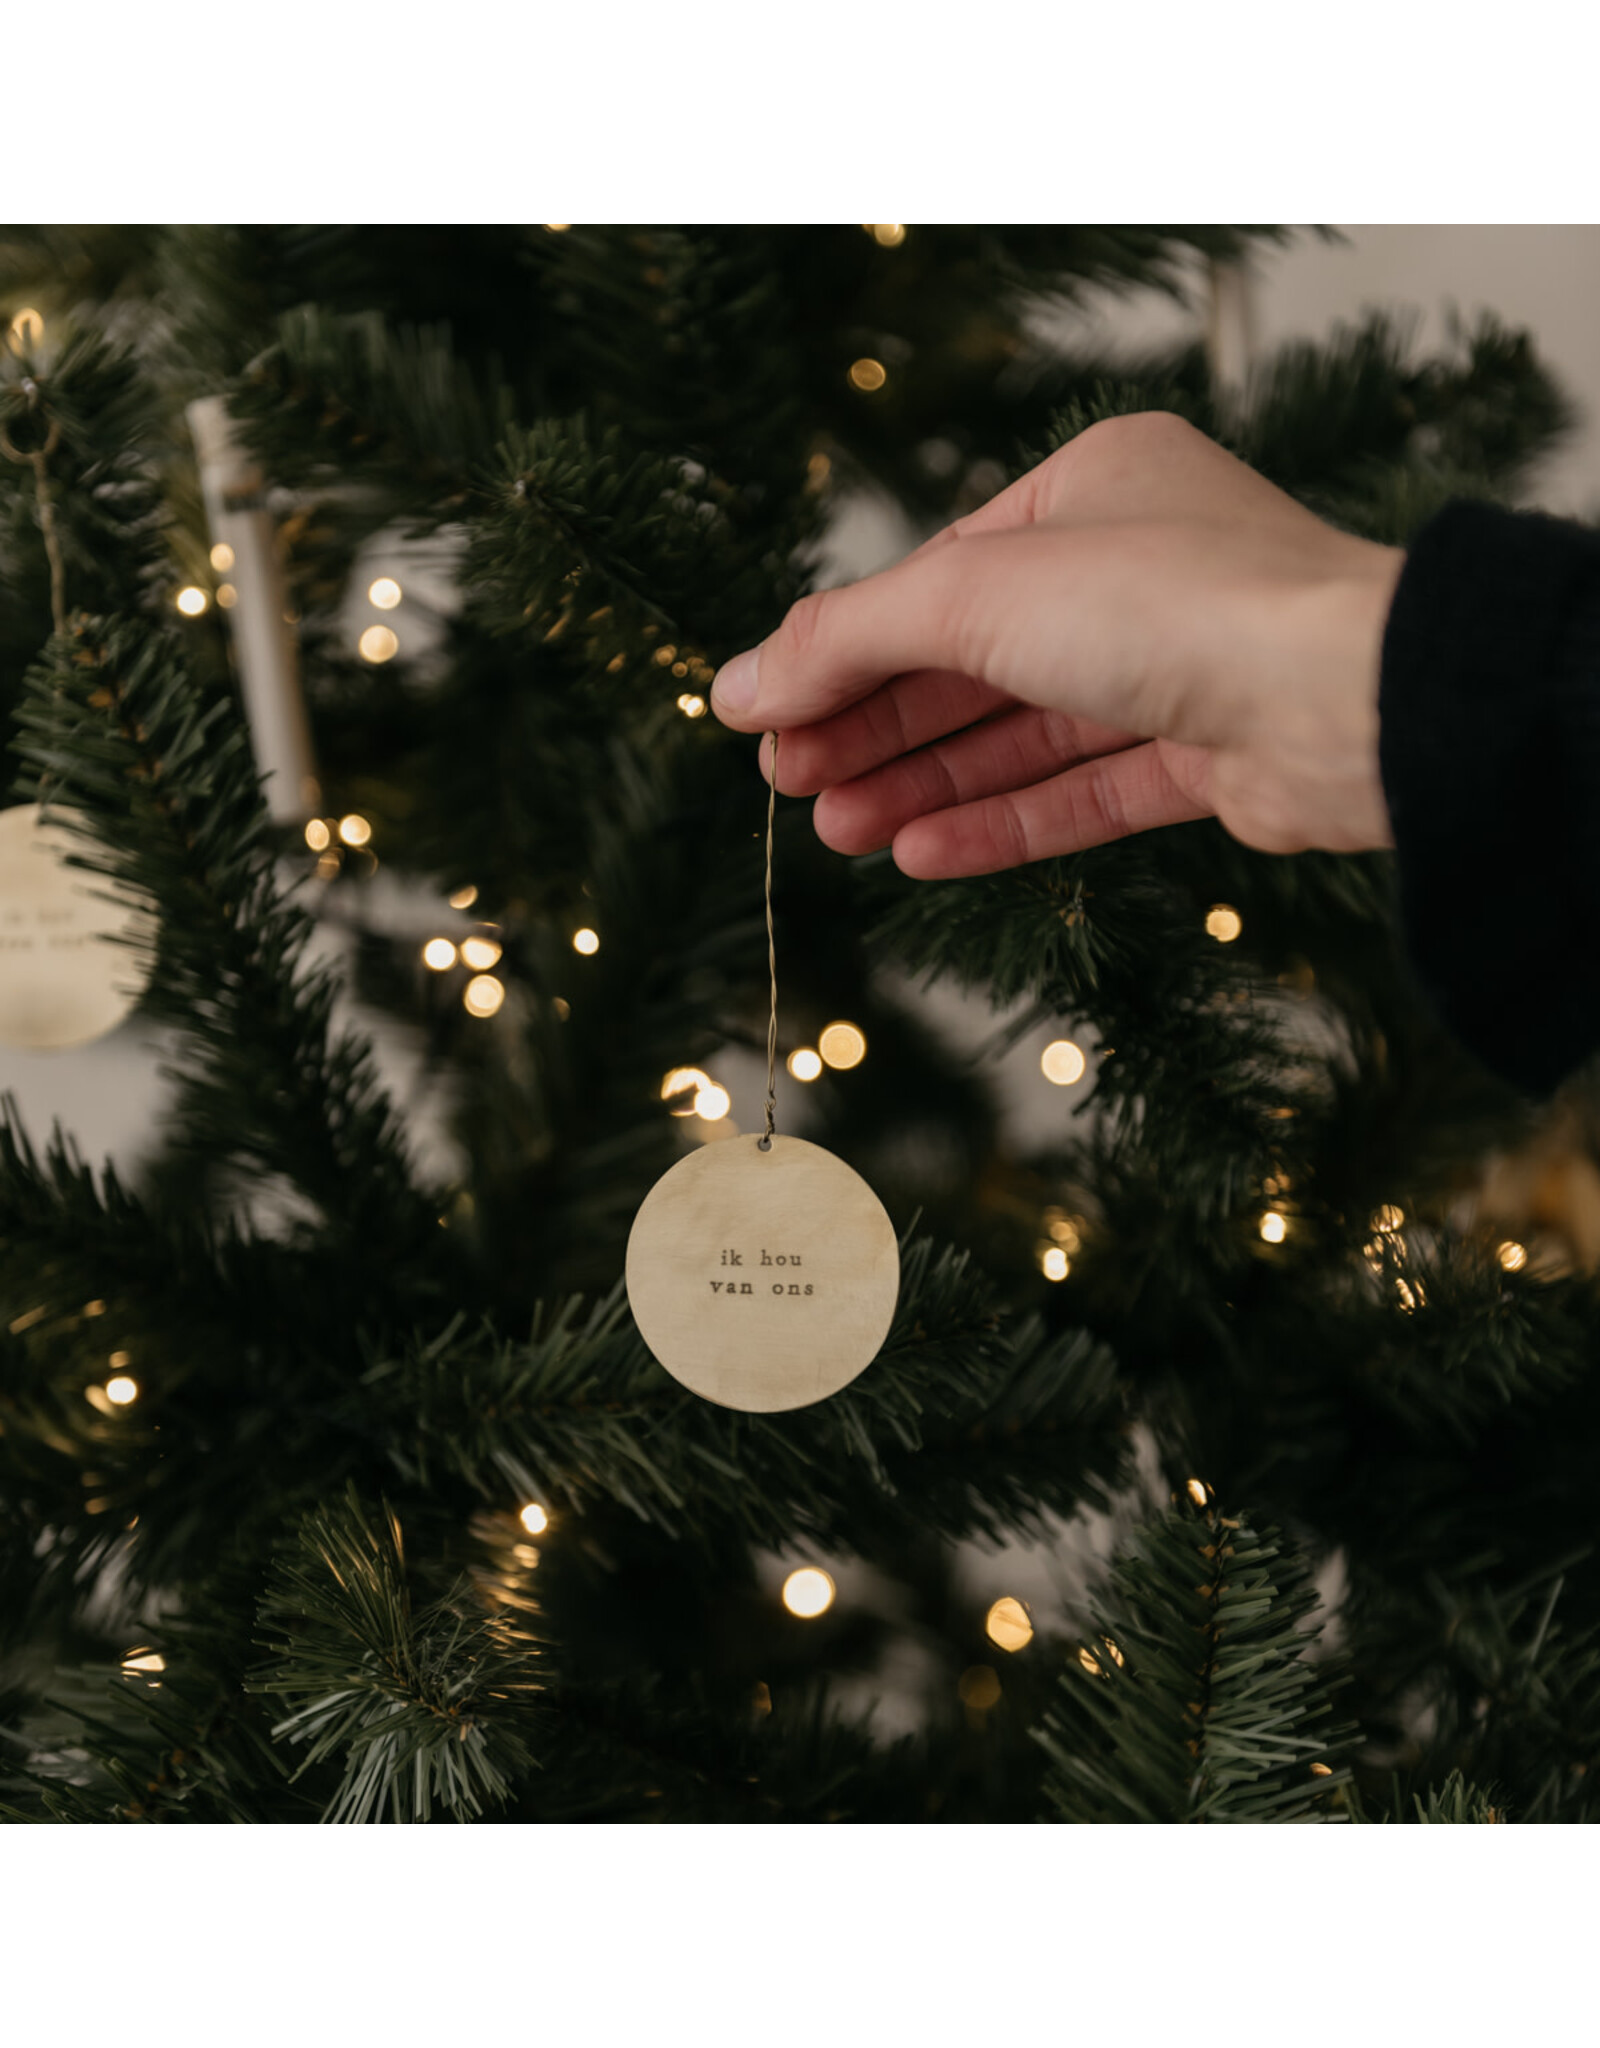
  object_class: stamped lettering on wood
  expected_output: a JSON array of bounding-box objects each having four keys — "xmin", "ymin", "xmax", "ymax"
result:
[{"xmin": 626, "ymin": 1133, "xmax": 900, "ymax": 1413}]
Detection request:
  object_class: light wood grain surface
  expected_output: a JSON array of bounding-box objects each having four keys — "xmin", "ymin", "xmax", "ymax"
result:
[{"xmin": 626, "ymin": 1132, "xmax": 900, "ymax": 1413}]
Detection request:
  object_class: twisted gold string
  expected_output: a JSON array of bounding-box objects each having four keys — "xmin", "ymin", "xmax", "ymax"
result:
[{"xmin": 762, "ymin": 730, "xmax": 780, "ymax": 1146}]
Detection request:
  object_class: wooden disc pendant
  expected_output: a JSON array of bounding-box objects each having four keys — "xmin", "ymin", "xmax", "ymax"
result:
[
  {"xmin": 0, "ymin": 804, "xmax": 152, "ymax": 1050},
  {"xmin": 626, "ymin": 1132, "xmax": 901, "ymax": 1413}
]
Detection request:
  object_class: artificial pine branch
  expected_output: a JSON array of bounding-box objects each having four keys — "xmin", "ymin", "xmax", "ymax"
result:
[
  {"xmin": 250, "ymin": 1483, "xmax": 547, "ymax": 1825},
  {"xmin": 362, "ymin": 1234, "xmax": 1129, "ymax": 1556},
  {"xmin": 1034, "ymin": 1498, "xmax": 1353, "ymax": 1823},
  {"xmin": 10, "ymin": 618, "xmax": 434, "ymax": 1262}
]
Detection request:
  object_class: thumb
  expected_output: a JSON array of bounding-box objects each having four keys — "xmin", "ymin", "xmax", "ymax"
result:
[{"xmin": 710, "ymin": 535, "xmax": 1015, "ymax": 733}]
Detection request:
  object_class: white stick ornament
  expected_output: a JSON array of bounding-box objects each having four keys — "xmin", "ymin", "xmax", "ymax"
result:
[{"xmin": 625, "ymin": 734, "xmax": 900, "ymax": 1412}]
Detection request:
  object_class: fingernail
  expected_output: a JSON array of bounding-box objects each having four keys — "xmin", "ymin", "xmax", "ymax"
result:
[{"xmin": 713, "ymin": 645, "xmax": 760, "ymax": 714}]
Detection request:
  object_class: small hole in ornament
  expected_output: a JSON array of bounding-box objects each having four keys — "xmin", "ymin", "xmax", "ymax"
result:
[{"xmin": 757, "ymin": 1135, "xmax": 772, "ymax": 1152}]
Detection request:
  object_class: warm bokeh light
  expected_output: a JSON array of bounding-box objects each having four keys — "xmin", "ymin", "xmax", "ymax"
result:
[
  {"xmin": 368, "ymin": 577, "xmax": 403, "ymax": 610},
  {"xmin": 1102, "ymin": 1637, "xmax": 1125, "ymax": 1669},
  {"xmin": 122, "ymin": 1650, "xmax": 165, "ymax": 1674},
  {"xmin": 304, "ymin": 818, "xmax": 331, "ymax": 852},
  {"xmin": 1077, "ymin": 1646, "xmax": 1105, "ymax": 1677},
  {"xmin": 1043, "ymin": 1209, "xmax": 1080, "ymax": 1252},
  {"xmin": 1498, "ymin": 1240, "xmax": 1528, "ymax": 1272},
  {"xmin": 316, "ymin": 852, "xmax": 341, "ymax": 881},
  {"xmin": 787, "ymin": 1047, "xmax": 823, "ymax": 1082},
  {"xmin": 449, "ymin": 884, "xmax": 479, "ymax": 910},
  {"xmin": 359, "ymin": 624, "xmax": 399, "ymax": 664},
  {"xmin": 338, "ymin": 814, "xmax": 372, "ymax": 848},
  {"xmin": 958, "ymin": 1665, "xmax": 1002, "ymax": 1710},
  {"xmin": 848, "ymin": 357, "xmax": 888, "ymax": 392},
  {"xmin": 1259, "ymin": 1211, "xmax": 1287, "ymax": 1244},
  {"xmin": 1186, "ymin": 1478, "xmax": 1208, "ymax": 1506},
  {"xmin": 1205, "ymin": 905, "xmax": 1243, "ymax": 943},
  {"xmin": 694, "ymin": 1082, "xmax": 731, "ymax": 1122},
  {"xmin": 460, "ymin": 936, "xmax": 502, "ymax": 971},
  {"xmin": 871, "ymin": 223, "xmax": 907, "ymax": 247},
  {"xmin": 676, "ymin": 692, "xmax": 707, "ymax": 718},
  {"xmin": 545, "ymin": 223, "xmax": 571, "ymax": 233},
  {"xmin": 818, "ymin": 1021, "xmax": 866, "ymax": 1069},
  {"xmin": 985, "ymin": 1596, "xmax": 1034, "ymax": 1653},
  {"xmin": 782, "ymin": 1567, "xmax": 835, "ymax": 1618},
  {"xmin": 463, "ymin": 974, "xmax": 505, "ymax": 1018},
  {"xmin": 1396, "ymin": 1277, "xmax": 1425, "ymax": 1313},
  {"xmin": 209, "ymin": 542, "xmax": 235, "ymax": 572},
  {"xmin": 422, "ymin": 937, "xmax": 458, "ymax": 971},
  {"xmin": 1040, "ymin": 1245, "xmax": 1069, "ymax": 1282},
  {"xmin": 84, "ymin": 1300, "xmax": 106, "ymax": 1318},
  {"xmin": 175, "ymin": 586, "xmax": 208, "ymax": 617},
  {"xmin": 519, "ymin": 1502, "xmax": 549, "ymax": 1536},
  {"xmin": 105, "ymin": 1376, "xmax": 139, "ymax": 1406},
  {"xmin": 661, "ymin": 1067, "xmax": 711, "ymax": 1115},
  {"xmin": 216, "ymin": 582, "xmax": 238, "ymax": 608},
  {"xmin": 552, "ymin": 998, "xmax": 570, "ymax": 1021},
  {"xmin": 1373, "ymin": 1204, "xmax": 1405, "ymax": 1234},
  {"xmin": 1040, "ymin": 1039, "xmax": 1086, "ymax": 1086},
  {"xmin": 573, "ymin": 928, "xmax": 600, "ymax": 955},
  {"xmin": 7, "ymin": 307, "xmax": 44, "ymax": 348}
]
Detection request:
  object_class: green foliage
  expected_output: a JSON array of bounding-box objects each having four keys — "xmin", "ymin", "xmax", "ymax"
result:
[
  {"xmin": 363, "ymin": 1233, "xmax": 1130, "ymax": 1555},
  {"xmin": 251, "ymin": 1484, "xmax": 546, "ymax": 1824},
  {"xmin": 1034, "ymin": 1500, "xmax": 1353, "ymax": 1822}
]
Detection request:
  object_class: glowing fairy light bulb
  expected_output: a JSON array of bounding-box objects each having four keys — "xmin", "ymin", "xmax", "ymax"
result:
[
  {"xmin": 573, "ymin": 928, "xmax": 600, "ymax": 956},
  {"xmin": 449, "ymin": 885, "xmax": 479, "ymax": 911},
  {"xmin": 359, "ymin": 624, "xmax": 398, "ymax": 664},
  {"xmin": 105, "ymin": 1375, "xmax": 139, "ymax": 1406},
  {"xmin": 368, "ymin": 577, "xmax": 402, "ymax": 610},
  {"xmin": 1186, "ymin": 1478, "xmax": 1209, "ymax": 1506},
  {"xmin": 210, "ymin": 543, "xmax": 235, "ymax": 572},
  {"xmin": 1205, "ymin": 905, "xmax": 1242, "ymax": 942},
  {"xmin": 463, "ymin": 975, "xmax": 505, "ymax": 1018},
  {"xmin": 304, "ymin": 819, "xmax": 331, "ymax": 851},
  {"xmin": 818, "ymin": 1022, "xmax": 866, "ymax": 1069},
  {"xmin": 985, "ymin": 1596, "xmax": 1033, "ymax": 1652},
  {"xmin": 1498, "ymin": 1240, "xmax": 1527, "ymax": 1272},
  {"xmin": 848, "ymin": 358, "xmax": 887, "ymax": 393},
  {"xmin": 460, "ymin": 936, "xmax": 502, "ymax": 971},
  {"xmin": 786, "ymin": 1048, "xmax": 823, "ymax": 1082},
  {"xmin": 519, "ymin": 1502, "xmax": 549, "ymax": 1536},
  {"xmin": 1040, "ymin": 1039, "xmax": 1086, "ymax": 1086},
  {"xmin": 422, "ymin": 938, "xmax": 458, "ymax": 971},
  {"xmin": 7, "ymin": 307, "xmax": 44, "ymax": 348},
  {"xmin": 175, "ymin": 586, "xmax": 208, "ymax": 617},
  {"xmin": 1373, "ymin": 1204, "xmax": 1405, "ymax": 1234},
  {"xmin": 1040, "ymin": 1246, "xmax": 1069, "ymax": 1282},
  {"xmin": 338, "ymin": 815, "xmax": 372, "ymax": 848},
  {"xmin": 693, "ymin": 1082, "xmax": 731, "ymax": 1121},
  {"xmin": 782, "ymin": 1568, "xmax": 835, "ymax": 1618},
  {"xmin": 1259, "ymin": 1211, "xmax": 1287, "ymax": 1243},
  {"xmin": 661, "ymin": 1067, "xmax": 711, "ymax": 1116}
]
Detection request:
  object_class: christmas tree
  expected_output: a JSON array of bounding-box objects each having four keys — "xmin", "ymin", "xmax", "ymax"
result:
[{"xmin": 0, "ymin": 225, "xmax": 1593, "ymax": 1823}]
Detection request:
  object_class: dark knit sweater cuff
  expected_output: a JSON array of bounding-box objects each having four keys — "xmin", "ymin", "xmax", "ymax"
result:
[{"xmin": 1378, "ymin": 496, "xmax": 1600, "ymax": 1097}]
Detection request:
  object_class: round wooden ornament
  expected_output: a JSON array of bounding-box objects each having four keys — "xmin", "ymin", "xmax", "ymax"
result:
[
  {"xmin": 626, "ymin": 1131, "xmax": 900, "ymax": 1413},
  {"xmin": 0, "ymin": 804, "xmax": 152, "ymax": 1050}
]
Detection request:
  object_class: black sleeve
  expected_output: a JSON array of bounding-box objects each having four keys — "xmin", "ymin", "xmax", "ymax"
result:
[{"xmin": 1377, "ymin": 496, "xmax": 1600, "ymax": 1098}]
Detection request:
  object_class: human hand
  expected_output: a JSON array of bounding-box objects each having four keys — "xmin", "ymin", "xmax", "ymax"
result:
[{"xmin": 711, "ymin": 411, "xmax": 1407, "ymax": 876}]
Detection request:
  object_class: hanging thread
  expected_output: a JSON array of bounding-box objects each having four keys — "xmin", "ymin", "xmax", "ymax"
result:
[
  {"xmin": 761, "ymin": 730, "xmax": 780, "ymax": 1147},
  {"xmin": 0, "ymin": 382, "xmax": 66, "ymax": 638}
]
